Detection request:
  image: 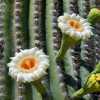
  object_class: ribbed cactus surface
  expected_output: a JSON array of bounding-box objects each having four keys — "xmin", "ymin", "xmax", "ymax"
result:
[{"xmin": 0, "ymin": 0, "xmax": 99, "ymax": 100}]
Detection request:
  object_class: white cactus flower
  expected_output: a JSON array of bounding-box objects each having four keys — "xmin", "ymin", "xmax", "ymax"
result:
[
  {"xmin": 58, "ymin": 13, "xmax": 93, "ymax": 40},
  {"xmin": 8, "ymin": 47, "xmax": 49, "ymax": 83}
]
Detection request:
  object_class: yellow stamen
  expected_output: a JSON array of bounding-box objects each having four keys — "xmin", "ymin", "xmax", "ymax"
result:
[
  {"xmin": 18, "ymin": 56, "xmax": 38, "ymax": 71},
  {"xmin": 68, "ymin": 19, "xmax": 83, "ymax": 32}
]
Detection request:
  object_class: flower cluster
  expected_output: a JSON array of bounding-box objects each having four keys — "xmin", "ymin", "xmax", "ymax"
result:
[{"xmin": 7, "ymin": 9, "xmax": 99, "ymax": 98}]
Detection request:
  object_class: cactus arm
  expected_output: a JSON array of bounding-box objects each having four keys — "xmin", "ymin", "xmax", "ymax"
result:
[
  {"xmin": 64, "ymin": 50, "xmax": 78, "ymax": 97},
  {"xmin": 45, "ymin": 0, "xmax": 67, "ymax": 100},
  {"xmin": 29, "ymin": 0, "xmax": 42, "ymax": 100},
  {"xmin": 91, "ymin": 1, "xmax": 100, "ymax": 99},
  {"xmin": 12, "ymin": 0, "xmax": 32, "ymax": 100},
  {"xmin": 21, "ymin": 0, "xmax": 29, "ymax": 48},
  {"xmin": 29, "ymin": 0, "xmax": 35, "ymax": 48},
  {"xmin": 92, "ymin": 20, "xmax": 100, "ymax": 99},
  {"xmin": 0, "ymin": 1, "xmax": 11, "ymax": 100},
  {"xmin": 62, "ymin": 0, "xmax": 79, "ymax": 97},
  {"xmin": 4, "ymin": 0, "xmax": 14, "ymax": 100},
  {"xmin": 78, "ymin": 0, "xmax": 90, "ymax": 86},
  {"xmin": 78, "ymin": 0, "xmax": 94, "ymax": 99},
  {"xmin": 29, "ymin": 0, "xmax": 48, "ymax": 100}
]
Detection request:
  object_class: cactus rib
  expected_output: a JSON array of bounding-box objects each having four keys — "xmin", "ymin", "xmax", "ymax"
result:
[
  {"xmin": 13, "ymin": 0, "xmax": 31, "ymax": 100},
  {"xmin": 93, "ymin": 23, "xmax": 100, "ymax": 99},
  {"xmin": 29, "ymin": 0, "xmax": 47, "ymax": 100},
  {"xmin": 0, "ymin": 1, "xmax": 7, "ymax": 100},
  {"xmin": 45, "ymin": 0, "xmax": 67, "ymax": 99},
  {"xmin": 78, "ymin": 0, "xmax": 95, "ymax": 99},
  {"xmin": 62, "ymin": 0, "xmax": 80, "ymax": 98}
]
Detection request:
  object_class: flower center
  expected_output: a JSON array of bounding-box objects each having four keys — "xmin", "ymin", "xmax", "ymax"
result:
[
  {"xmin": 19, "ymin": 56, "xmax": 38, "ymax": 71},
  {"xmin": 68, "ymin": 19, "xmax": 83, "ymax": 32}
]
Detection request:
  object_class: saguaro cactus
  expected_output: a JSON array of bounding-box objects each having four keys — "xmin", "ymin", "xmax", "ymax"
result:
[{"xmin": 0, "ymin": 0, "xmax": 99, "ymax": 100}]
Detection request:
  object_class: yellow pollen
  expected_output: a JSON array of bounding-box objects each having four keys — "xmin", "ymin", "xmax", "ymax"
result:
[
  {"xmin": 68, "ymin": 19, "xmax": 83, "ymax": 32},
  {"xmin": 19, "ymin": 56, "xmax": 38, "ymax": 71}
]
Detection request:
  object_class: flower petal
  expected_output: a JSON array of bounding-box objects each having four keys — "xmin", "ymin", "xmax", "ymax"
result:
[{"xmin": 8, "ymin": 47, "xmax": 49, "ymax": 83}]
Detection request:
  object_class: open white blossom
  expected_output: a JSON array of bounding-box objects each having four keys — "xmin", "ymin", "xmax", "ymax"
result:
[
  {"xmin": 58, "ymin": 13, "xmax": 93, "ymax": 40},
  {"xmin": 7, "ymin": 47, "xmax": 49, "ymax": 83}
]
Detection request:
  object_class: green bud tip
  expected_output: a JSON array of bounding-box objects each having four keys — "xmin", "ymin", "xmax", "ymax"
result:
[
  {"xmin": 72, "ymin": 73, "xmax": 100, "ymax": 98},
  {"xmin": 88, "ymin": 8, "xmax": 100, "ymax": 25}
]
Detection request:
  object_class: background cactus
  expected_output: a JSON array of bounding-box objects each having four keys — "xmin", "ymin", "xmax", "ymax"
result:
[{"xmin": 0, "ymin": 0, "xmax": 99, "ymax": 100}]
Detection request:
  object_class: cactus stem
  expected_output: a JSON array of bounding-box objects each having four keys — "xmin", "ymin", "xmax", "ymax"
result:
[
  {"xmin": 32, "ymin": 80, "xmax": 46, "ymax": 97},
  {"xmin": 56, "ymin": 34, "xmax": 77, "ymax": 61},
  {"xmin": 72, "ymin": 88, "xmax": 88, "ymax": 99}
]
